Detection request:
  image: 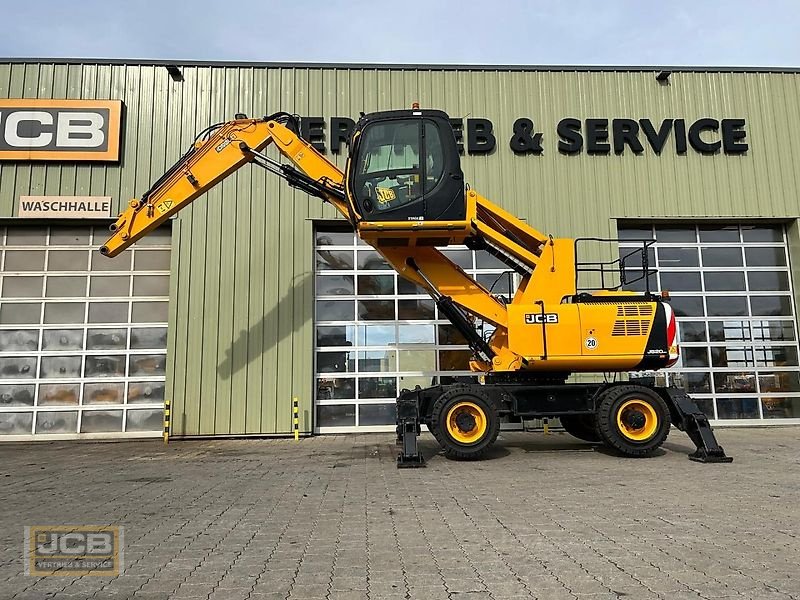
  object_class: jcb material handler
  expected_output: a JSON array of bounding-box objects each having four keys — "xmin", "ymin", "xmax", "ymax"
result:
[{"xmin": 101, "ymin": 108, "xmax": 732, "ymax": 466}]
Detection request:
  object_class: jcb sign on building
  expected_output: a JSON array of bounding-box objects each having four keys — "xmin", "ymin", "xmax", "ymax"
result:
[{"xmin": 0, "ymin": 99, "xmax": 122, "ymax": 161}]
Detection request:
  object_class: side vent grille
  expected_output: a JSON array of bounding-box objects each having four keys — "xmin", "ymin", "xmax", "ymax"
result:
[
  {"xmin": 612, "ymin": 320, "xmax": 651, "ymax": 336},
  {"xmin": 612, "ymin": 304, "xmax": 654, "ymax": 336},
  {"xmin": 617, "ymin": 305, "xmax": 654, "ymax": 317}
]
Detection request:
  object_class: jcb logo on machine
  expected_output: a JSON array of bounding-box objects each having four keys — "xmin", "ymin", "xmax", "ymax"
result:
[
  {"xmin": 215, "ymin": 138, "xmax": 232, "ymax": 153},
  {"xmin": 375, "ymin": 187, "xmax": 396, "ymax": 203},
  {"xmin": 525, "ymin": 313, "xmax": 559, "ymax": 324}
]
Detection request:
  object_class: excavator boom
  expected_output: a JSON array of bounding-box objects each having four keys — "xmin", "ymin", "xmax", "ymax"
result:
[{"xmin": 101, "ymin": 113, "xmax": 348, "ymax": 258}]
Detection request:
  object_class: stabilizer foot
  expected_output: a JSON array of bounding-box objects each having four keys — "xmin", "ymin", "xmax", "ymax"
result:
[
  {"xmin": 396, "ymin": 389, "xmax": 426, "ymax": 469},
  {"xmin": 659, "ymin": 387, "xmax": 733, "ymax": 463},
  {"xmin": 397, "ymin": 454, "xmax": 425, "ymax": 468},
  {"xmin": 689, "ymin": 449, "xmax": 734, "ymax": 464}
]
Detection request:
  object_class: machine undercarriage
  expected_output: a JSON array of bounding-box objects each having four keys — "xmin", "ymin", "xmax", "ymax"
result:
[{"xmin": 396, "ymin": 379, "xmax": 733, "ymax": 467}]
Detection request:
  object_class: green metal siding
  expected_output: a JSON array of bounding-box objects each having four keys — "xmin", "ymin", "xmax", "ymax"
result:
[{"xmin": 2, "ymin": 62, "xmax": 800, "ymax": 435}]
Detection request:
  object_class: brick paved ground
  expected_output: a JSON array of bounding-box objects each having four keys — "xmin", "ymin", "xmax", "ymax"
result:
[{"xmin": 0, "ymin": 427, "xmax": 798, "ymax": 600}]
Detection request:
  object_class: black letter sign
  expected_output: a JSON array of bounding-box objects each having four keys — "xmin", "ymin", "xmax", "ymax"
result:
[
  {"xmin": 688, "ymin": 118, "xmax": 721, "ymax": 154},
  {"xmin": 640, "ymin": 119, "xmax": 673, "ymax": 154},
  {"xmin": 557, "ymin": 118, "xmax": 583, "ymax": 154},
  {"xmin": 721, "ymin": 119, "xmax": 748, "ymax": 153},
  {"xmin": 330, "ymin": 117, "xmax": 355, "ymax": 154},
  {"xmin": 509, "ymin": 118, "xmax": 543, "ymax": 154},
  {"xmin": 612, "ymin": 119, "xmax": 644, "ymax": 155},
  {"xmin": 586, "ymin": 119, "xmax": 610, "ymax": 154},
  {"xmin": 300, "ymin": 117, "xmax": 326, "ymax": 152},
  {"xmin": 449, "ymin": 118, "xmax": 464, "ymax": 154},
  {"xmin": 673, "ymin": 119, "xmax": 688, "ymax": 154},
  {"xmin": 466, "ymin": 118, "xmax": 496, "ymax": 154}
]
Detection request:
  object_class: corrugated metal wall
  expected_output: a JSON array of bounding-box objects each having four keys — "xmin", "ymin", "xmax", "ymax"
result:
[{"xmin": 2, "ymin": 62, "xmax": 799, "ymax": 435}]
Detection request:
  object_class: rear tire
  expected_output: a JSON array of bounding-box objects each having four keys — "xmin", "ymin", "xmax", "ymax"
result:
[
  {"xmin": 559, "ymin": 415, "xmax": 601, "ymax": 443},
  {"xmin": 595, "ymin": 385, "xmax": 670, "ymax": 457},
  {"xmin": 429, "ymin": 387, "xmax": 500, "ymax": 460}
]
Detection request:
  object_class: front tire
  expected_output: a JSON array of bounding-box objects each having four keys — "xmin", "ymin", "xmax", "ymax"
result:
[
  {"xmin": 595, "ymin": 385, "xmax": 670, "ymax": 457},
  {"xmin": 429, "ymin": 387, "xmax": 500, "ymax": 460}
]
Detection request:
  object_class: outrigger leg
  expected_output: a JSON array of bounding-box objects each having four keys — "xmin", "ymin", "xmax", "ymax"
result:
[
  {"xmin": 659, "ymin": 388, "xmax": 734, "ymax": 463},
  {"xmin": 396, "ymin": 390, "xmax": 425, "ymax": 468}
]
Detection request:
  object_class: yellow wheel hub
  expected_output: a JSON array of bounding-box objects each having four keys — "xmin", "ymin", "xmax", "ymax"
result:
[
  {"xmin": 446, "ymin": 401, "xmax": 487, "ymax": 444},
  {"xmin": 616, "ymin": 399, "xmax": 658, "ymax": 441}
]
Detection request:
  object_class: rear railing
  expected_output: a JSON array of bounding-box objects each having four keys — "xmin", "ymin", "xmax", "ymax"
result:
[{"xmin": 573, "ymin": 237, "xmax": 657, "ymax": 295}]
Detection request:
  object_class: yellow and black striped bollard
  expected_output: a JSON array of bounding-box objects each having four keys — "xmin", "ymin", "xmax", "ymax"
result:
[
  {"xmin": 163, "ymin": 399, "xmax": 171, "ymax": 444},
  {"xmin": 293, "ymin": 397, "xmax": 299, "ymax": 441}
]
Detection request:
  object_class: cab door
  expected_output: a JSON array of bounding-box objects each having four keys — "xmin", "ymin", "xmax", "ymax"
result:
[{"xmin": 346, "ymin": 110, "xmax": 465, "ymax": 223}]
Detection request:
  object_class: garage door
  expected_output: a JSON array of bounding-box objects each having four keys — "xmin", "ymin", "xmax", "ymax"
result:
[
  {"xmin": 314, "ymin": 227, "xmax": 512, "ymax": 432},
  {"xmin": 0, "ymin": 224, "xmax": 171, "ymax": 439},
  {"xmin": 619, "ymin": 223, "xmax": 800, "ymax": 422}
]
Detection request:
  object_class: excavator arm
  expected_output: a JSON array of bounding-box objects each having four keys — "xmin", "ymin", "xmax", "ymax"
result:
[{"xmin": 101, "ymin": 113, "xmax": 349, "ymax": 257}]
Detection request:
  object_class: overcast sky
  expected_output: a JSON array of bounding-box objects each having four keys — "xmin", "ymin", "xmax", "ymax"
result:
[{"xmin": 1, "ymin": 0, "xmax": 798, "ymax": 67}]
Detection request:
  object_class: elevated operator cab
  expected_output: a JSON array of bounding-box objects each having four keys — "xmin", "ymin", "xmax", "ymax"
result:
[{"xmin": 345, "ymin": 110, "xmax": 470, "ymax": 241}]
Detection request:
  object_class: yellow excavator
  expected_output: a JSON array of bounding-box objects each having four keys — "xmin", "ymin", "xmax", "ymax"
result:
[{"xmin": 102, "ymin": 108, "xmax": 732, "ymax": 466}]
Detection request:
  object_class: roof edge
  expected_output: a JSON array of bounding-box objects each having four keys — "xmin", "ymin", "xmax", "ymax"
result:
[{"xmin": 1, "ymin": 57, "xmax": 799, "ymax": 73}]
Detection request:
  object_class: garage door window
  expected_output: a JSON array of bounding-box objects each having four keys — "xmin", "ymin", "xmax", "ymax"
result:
[
  {"xmin": 619, "ymin": 224, "xmax": 800, "ymax": 421},
  {"xmin": 0, "ymin": 225, "xmax": 170, "ymax": 437},
  {"xmin": 314, "ymin": 228, "xmax": 512, "ymax": 431}
]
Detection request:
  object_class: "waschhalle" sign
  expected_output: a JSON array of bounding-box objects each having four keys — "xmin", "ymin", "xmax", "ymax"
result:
[{"xmin": 18, "ymin": 196, "xmax": 112, "ymax": 218}]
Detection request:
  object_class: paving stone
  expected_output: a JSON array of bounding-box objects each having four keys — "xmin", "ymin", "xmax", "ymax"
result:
[
  {"xmin": 292, "ymin": 572, "xmax": 331, "ymax": 585},
  {"xmin": 444, "ymin": 578, "xmax": 488, "ymax": 593},
  {"xmin": 287, "ymin": 583, "xmax": 329, "ymax": 597},
  {"xmin": 173, "ymin": 581, "xmax": 216, "ymax": 594},
  {"xmin": 407, "ymin": 588, "xmax": 451, "ymax": 600},
  {"xmin": 331, "ymin": 576, "xmax": 368, "ymax": 591},
  {"xmin": 368, "ymin": 570, "xmax": 406, "ymax": 582},
  {"xmin": 326, "ymin": 592, "xmax": 368, "ymax": 600},
  {"xmin": 484, "ymin": 581, "xmax": 531, "ymax": 596},
  {"xmin": 367, "ymin": 580, "xmax": 406, "ymax": 594},
  {"xmin": 131, "ymin": 593, "xmax": 172, "ymax": 600},
  {"xmin": 252, "ymin": 581, "xmax": 293, "ymax": 595}
]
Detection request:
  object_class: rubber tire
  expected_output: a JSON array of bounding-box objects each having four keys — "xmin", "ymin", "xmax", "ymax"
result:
[
  {"xmin": 595, "ymin": 385, "xmax": 670, "ymax": 457},
  {"xmin": 429, "ymin": 387, "xmax": 500, "ymax": 460},
  {"xmin": 559, "ymin": 415, "xmax": 601, "ymax": 443}
]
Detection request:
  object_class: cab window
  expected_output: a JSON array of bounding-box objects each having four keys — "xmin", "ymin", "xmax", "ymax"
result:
[
  {"xmin": 424, "ymin": 122, "xmax": 444, "ymax": 194},
  {"xmin": 355, "ymin": 119, "xmax": 445, "ymax": 213}
]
